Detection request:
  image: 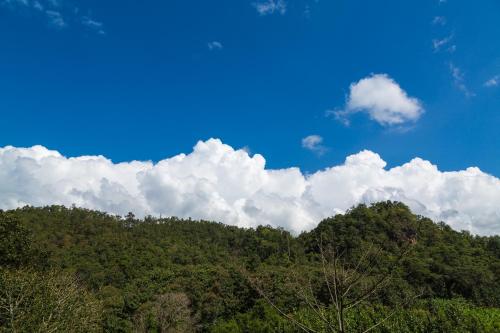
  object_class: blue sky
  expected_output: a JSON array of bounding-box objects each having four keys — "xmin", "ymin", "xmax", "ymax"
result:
[{"xmin": 1, "ymin": 0, "xmax": 499, "ymax": 176}]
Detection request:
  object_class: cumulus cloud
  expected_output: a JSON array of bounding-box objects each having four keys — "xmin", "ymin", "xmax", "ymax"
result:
[
  {"xmin": 302, "ymin": 135, "xmax": 327, "ymax": 155},
  {"xmin": 253, "ymin": 0, "xmax": 286, "ymax": 16},
  {"xmin": 331, "ymin": 74, "xmax": 424, "ymax": 126},
  {"xmin": 1, "ymin": 139, "xmax": 500, "ymax": 235}
]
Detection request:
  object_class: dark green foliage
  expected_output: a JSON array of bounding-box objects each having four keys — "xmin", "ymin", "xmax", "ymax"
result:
[
  {"xmin": 209, "ymin": 300, "xmax": 291, "ymax": 333},
  {"xmin": 0, "ymin": 212, "xmax": 103, "ymax": 332},
  {"xmin": 211, "ymin": 299, "xmax": 500, "ymax": 333},
  {"xmin": 301, "ymin": 202, "xmax": 500, "ymax": 306},
  {"xmin": 0, "ymin": 213, "xmax": 32, "ymax": 268},
  {"xmin": 1, "ymin": 202, "xmax": 499, "ymax": 332}
]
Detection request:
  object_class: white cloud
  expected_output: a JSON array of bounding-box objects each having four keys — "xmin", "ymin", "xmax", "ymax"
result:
[
  {"xmin": 32, "ymin": 1, "xmax": 43, "ymax": 10},
  {"xmin": 484, "ymin": 75, "xmax": 499, "ymax": 88},
  {"xmin": 332, "ymin": 74, "xmax": 424, "ymax": 126},
  {"xmin": 207, "ymin": 41, "xmax": 223, "ymax": 51},
  {"xmin": 253, "ymin": 0, "xmax": 286, "ymax": 16},
  {"xmin": 1, "ymin": 139, "xmax": 500, "ymax": 235},
  {"xmin": 449, "ymin": 63, "xmax": 474, "ymax": 97},
  {"xmin": 304, "ymin": 4, "xmax": 311, "ymax": 19},
  {"xmin": 1, "ymin": 0, "xmax": 104, "ymax": 33},
  {"xmin": 45, "ymin": 10, "xmax": 65, "ymax": 27},
  {"xmin": 302, "ymin": 135, "xmax": 327, "ymax": 155},
  {"xmin": 82, "ymin": 16, "xmax": 105, "ymax": 35},
  {"xmin": 2, "ymin": 0, "xmax": 29, "ymax": 6},
  {"xmin": 432, "ymin": 16, "xmax": 446, "ymax": 25},
  {"xmin": 432, "ymin": 35, "xmax": 455, "ymax": 52}
]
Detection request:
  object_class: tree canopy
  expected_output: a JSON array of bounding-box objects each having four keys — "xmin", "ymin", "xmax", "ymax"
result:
[{"xmin": 0, "ymin": 202, "xmax": 499, "ymax": 332}]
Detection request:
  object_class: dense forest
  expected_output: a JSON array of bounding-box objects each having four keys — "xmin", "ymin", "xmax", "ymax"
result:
[{"xmin": 1, "ymin": 202, "xmax": 500, "ymax": 332}]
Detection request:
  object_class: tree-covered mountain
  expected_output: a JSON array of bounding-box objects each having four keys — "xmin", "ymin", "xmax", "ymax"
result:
[{"xmin": 1, "ymin": 202, "xmax": 499, "ymax": 332}]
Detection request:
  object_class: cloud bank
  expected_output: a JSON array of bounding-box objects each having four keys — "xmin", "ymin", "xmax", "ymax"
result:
[
  {"xmin": 332, "ymin": 74, "xmax": 424, "ymax": 126},
  {"xmin": 1, "ymin": 139, "xmax": 499, "ymax": 235}
]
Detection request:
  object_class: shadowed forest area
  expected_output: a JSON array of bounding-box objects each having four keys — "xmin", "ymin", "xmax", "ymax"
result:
[{"xmin": 1, "ymin": 202, "xmax": 500, "ymax": 332}]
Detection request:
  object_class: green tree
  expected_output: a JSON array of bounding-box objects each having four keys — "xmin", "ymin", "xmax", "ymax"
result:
[
  {"xmin": 0, "ymin": 269, "xmax": 102, "ymax": 333},
  {"xmin": 133, "ymin": 292, "xmax": 196, "ymax": 333},
  {"xmin": 0, "ymin": 214, "xmax": 31, "ymax": 268}
]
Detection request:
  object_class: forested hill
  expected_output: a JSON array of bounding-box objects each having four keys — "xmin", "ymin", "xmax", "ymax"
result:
[{"xmin": 1, "ymin": 202, "xmax": 500, "ymax": 332}]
